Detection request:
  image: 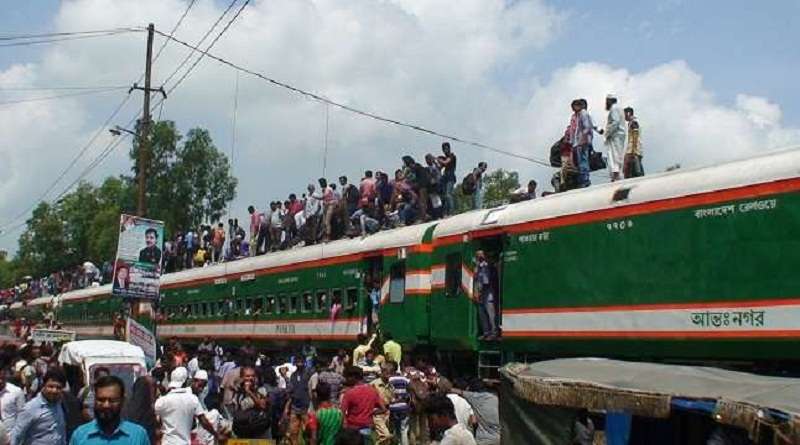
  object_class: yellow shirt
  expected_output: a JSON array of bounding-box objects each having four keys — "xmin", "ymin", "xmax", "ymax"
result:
[{"xmin": 383, "ymin": 340, "xmax": 402, "ymax": 365}]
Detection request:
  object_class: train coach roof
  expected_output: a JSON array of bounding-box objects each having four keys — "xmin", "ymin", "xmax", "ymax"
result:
[
  {"xmin": 501, "ymin": 358, "xmax": 800, "ymax": 436},
  {"xmin": 161, "ymin": 220, "xmax": 437, "ymax": 286},
  {"xmin": 433, "ymin": 148, "xmax": 800, "ymax": 239}
]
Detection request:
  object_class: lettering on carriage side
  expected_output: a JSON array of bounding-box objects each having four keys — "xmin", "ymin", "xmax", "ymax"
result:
[
  {"xmin": 689, "ymin": 310, "xmax": 765, "ymax": 328},
  {"xmin": 518, "ymin": 232, "xmax": 550, "ymax": 243},
  {"xmin": 606, "ymin": 220, "xmax": 634, "ymax": 231},
  {"xmin": 213, "ymin": 278, "xmax": 227, "ymax": 285},
  {"xmin": 186, "ymin": 289, "xmax": 199, "ymax": 295},
  {"xmin": 278, "ymin": 276, "xmax": 298, "ymax": 284},
  {"xmin": 275, "ymin": 324, "xmax": 296, "ymax": 334},
  {"xmin": 316, "ymin": 271, "xmax": 327, "ymax": 279},
  {"xmin": 503, "ymin": 250, "xmax": 518, "ymax": 263},
  {"xmin": 240, "ymin": 273, "xmax": 255, "ymax": 282},
  {"xmin": 738, "ymin": 199, "xmax": 777, "ymax": 213},
  {"xmin": 694, "ymin": 205, "xmax": 736, "ymax": 219},
  {"xmin": 342, "ymin": 268, "xmax": 359, "ymax": 276}
]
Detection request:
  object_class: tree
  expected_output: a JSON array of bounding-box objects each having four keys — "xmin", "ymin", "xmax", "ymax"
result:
[
  {"xmin": 129, "ymin": 121, "xmax": 237, "ymax": 236},
  {"xmin": 16, "ymin": 202, "xmax": 71, "ymax": 277},
  {"xmin": 452, "ymin": 168, "xmax": 520, "ymax": 212}
]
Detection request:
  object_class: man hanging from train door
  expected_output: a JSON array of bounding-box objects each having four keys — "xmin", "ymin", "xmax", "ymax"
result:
[{"xmin": 475, "ymin": 250, "xmax": 499, "ymax": 341}]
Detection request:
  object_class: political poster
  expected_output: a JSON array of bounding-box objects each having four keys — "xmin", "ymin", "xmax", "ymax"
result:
[
  {"xmin": 126, "ymin": 317, "xmax": 157, "ymax": 368},
  {"xmin": 112, "ymin": 214, "xmax": 164, "ymax": 300}
]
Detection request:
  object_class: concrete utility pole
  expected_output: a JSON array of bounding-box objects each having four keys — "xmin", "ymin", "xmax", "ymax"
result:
[
  {"xmin": 130, "ymin": 23, "xmax": 165, "ymax": 217},
  {"xmin": 138, "ymin": 24, "xmax": 154, "ymax": 217}
]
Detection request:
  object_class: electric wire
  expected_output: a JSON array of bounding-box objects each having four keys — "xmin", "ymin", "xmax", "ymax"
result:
[
  {"xmin": 152, "ymin": 28, "xmax": 552, "ymax": 168},
  {"xmin": 0, "ymin": 85, "xmax": 129, "ymax": 91},
  {"xmin": 158, "ymin": 0, "xmax": 240, "ymax": 89},
  {"xmin": 0, "ymin": 29, "xmax": 142, "ymax": 47},
  {"xmin": 152, "ymin": 0, "xmax": 197, "ymax": 63},
  {"xmin": 0, "ymin": 94, "xmax": 134, "ymax": 234},
  {"xmin": 0, "ymin": 88, "xmax": 125, "ymax": 106},
  {"xmin": 0, "ymin": 27, "xmax": 142, "ymax": 41}
]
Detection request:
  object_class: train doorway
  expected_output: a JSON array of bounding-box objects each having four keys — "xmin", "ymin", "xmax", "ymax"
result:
[{"xmin": 473, "ymin": 235, "xmax": 504, "ymax": 341}]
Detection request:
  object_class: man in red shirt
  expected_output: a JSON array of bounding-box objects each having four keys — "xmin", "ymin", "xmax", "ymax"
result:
[{"xmin": 340, "ymin": 366, "xmax": 387, "ymax": 441}]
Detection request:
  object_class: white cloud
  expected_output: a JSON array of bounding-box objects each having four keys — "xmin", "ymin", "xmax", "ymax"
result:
[
  {"xmin": 1, "ymin": 0, "xmax": 798, "ymax": 255},
  {"xmin": 513, "ymin": 60, "xmax": 800, "ymax": 183}
]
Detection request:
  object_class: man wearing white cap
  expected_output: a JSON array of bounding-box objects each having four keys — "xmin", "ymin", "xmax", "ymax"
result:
[
  {"xmin": 602, "ymin": 94, "xmax": 627, "ymax": 181},
  {"xmin": 154, "ymin": 367, "xmax": 221, "ymax": 445}
]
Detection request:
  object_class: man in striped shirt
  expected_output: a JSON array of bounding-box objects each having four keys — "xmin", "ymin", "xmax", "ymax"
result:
[{"xmin": 387, "ymin": 362, "xmax": 411, "ymax": 445}]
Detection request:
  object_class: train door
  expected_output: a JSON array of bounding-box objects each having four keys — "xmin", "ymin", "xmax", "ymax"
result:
[
  {"xmin": 379, "ymin": 249, "xmax": 429, "ymax": 348},
  {"xmin": 473, "ymin": 235, "xmax": 505, "ymax": 340},
  {"xmin": 429, "ymin": 241, "xmax": 474, "ymax": 350}
]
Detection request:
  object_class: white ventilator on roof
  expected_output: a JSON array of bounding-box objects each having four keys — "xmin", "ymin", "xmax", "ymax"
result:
[{"xmin": 433, "ymin": 148, "xmax": 800, "ymax": 239}]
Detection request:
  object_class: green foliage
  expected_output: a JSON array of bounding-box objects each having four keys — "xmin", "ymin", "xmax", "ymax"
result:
[
  {"xmin": 7, "ymin": 121, "xmax": 236, "ymax": 284},
  {"xmin": 452, "ymin": 168, "xmax": 521, "ymax": 212},
  {"xmin": 483, "ymin": 169, "xmax": 520, "ymax": 208},
  {"xmin": 129, "ymin": 121, "xmax": 237, "ymax": 236}
]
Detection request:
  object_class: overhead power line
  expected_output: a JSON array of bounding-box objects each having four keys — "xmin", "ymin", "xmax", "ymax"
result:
[
  {"xmin": 0, "ymin": 28, "xmax": 142, "ymax": 48},
  {"xmin": 163, "ymin": 0, "xmax": 249, "ymax": 97},
  {"xmin": 152, "ymin": 0, "xmax": 197, "ymax": 63},
  {"xmin": 0, "ymin": 94, "xmax": 134, "ymax": 234},
  {"xmin": 0, "ymin": 27, "xmax": 143, "ymax": 41},
  {"xmin": 159, "ymin": 0, "xmax": 241, "ymax": 89},
  {"xmin": 0, "ymin": 88, "xmax": 125, "ymax": 106},
  {"xmin": 0, "ymin": 85, "xmax": 129, "ymax": 91},
  {"xmin": 152, "ymin": 28, "xmax": 552, "ymax": 168}
]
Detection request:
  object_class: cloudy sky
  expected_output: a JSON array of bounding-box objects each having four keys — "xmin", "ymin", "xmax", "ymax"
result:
[{"xmin": 1, "ymin": 0, "xmax": 798, "ymax": 254}]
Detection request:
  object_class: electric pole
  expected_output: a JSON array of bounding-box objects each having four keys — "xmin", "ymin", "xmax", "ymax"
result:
[
  {"xmin": 130, "ymin": 23, "xmax": 165, "ymax": 217},
  {"xmin": 138, "ymin": 24, "xmax": 154, "ymax": 217}
]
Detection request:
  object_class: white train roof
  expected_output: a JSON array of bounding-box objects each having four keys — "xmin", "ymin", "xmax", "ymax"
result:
[
  {"xmin": 433, "ymin": 148, "xmax": 800, "ymax": 238},
  {"xmin": 160, "ymin": 220, "xmax": 437, "ymax": 287}
]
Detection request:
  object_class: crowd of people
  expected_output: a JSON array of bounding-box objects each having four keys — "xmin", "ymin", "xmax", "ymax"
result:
[
  {"xmin": 159, "ymin": 144, "xmax": 499, "ymax": 273},
  {"xmin": 4, "ymin": 104, "xmax": 646, "ymax": 298},
  {"xmin": 0, "ymin": 332, "xmax": 499, "ymax": 445},
  {"xmin": 555, "ymin": 94, "xmax": 644, "ymax": 191}
]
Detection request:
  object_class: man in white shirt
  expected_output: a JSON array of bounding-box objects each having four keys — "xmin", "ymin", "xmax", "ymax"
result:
[
  {"xmin": 154, "ymin": 367, "xmax": 221, "ymax": 445},
  {"xmin": 438, "ymin": 378, "xmax": 475, "ymax": 431},
  {"xmin": 0, "ymin": 371, "xmax": 26, "ymax": 434},
  {"xmin": 601, "ymin": 94, "xmax": 627, "ymax": 181},
  {"xmin": 424, "ymin": 394, "xmax": 476, "ymax": 445}
]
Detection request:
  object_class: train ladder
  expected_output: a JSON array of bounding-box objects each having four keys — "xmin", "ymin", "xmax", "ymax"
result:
[{"xmin": 477, "ymin": 349, "xmax": 502, "ymax": 380}]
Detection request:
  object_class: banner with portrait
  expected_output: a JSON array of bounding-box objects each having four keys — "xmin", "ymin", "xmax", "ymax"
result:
[{"xmin": 112, "ymin": 214, "xmax": 164, "ymax": 300}]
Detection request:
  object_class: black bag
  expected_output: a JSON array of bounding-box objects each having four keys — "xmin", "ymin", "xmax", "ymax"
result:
[
  {"xmin": 549, "ymin": 139, "xmax": 563, "ymax": 167},
  {"xmin": 232, "ymin": 408, "xmax": 271, "ymax": 438},
  {"xmin": 589, "ymin": 147, "xmax": 607, "ymax": 172},
  {"xmin": 461, "ymin": 173, "xmax": 477, "ymax": 195}
]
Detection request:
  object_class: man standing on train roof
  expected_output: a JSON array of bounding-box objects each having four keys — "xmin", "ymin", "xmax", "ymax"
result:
[
  {"xmin": 623, "ymin": 107, "xmax": 645, "ymax": 179},
  {"xmin": 600, "ymin": 94, "xmax": 627, "ymax": 181},
  {"xmin": 138, "ymin": 228, "xmax": 162, "ymax": 265},
  {"xmin": 475, "ymin": 250, "xmax": 498, "ymax": 341}
]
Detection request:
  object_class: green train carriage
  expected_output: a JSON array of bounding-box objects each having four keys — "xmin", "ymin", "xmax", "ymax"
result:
[{"xmin": 8, "ymin": 148, "xmax": 800, "ymax": 368}]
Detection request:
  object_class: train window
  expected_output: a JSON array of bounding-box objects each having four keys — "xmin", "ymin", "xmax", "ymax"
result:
[
  {"xmin": 445, "ymin": 253, "xmax": 462, "ymax": 298},
  {"xmin": 389, "ymin": 262, "xmax": 406, "ymax": 304},
  {"xmin": 342, "ymin": 289, "xmax": 354, "ymax": 311},
  {"xmin": 302, "ymin": 292, "xmax": 313, "ymax": 313},
  {"xmin": 289, "ymin": 294, "xmax": 299, "ymax": 313},
  {"xmin": 244, "ymin": 298, "xmax": 253, "ymax": 315},
  {"xmin": 316, "ymin": 291, "xmax": 328, "ymax": 313},
  {"xmin": 252, "ymin": 297, "xmax": 263, "ymax": 315},
  {"xmin": 201, "ymin": 302, "xmax": 208, "ymax": 318},
  {"xmin": 277, "ymin": 294, "xmax": 288, "ymax": 314},
  {"xmin": 265, "ymin": 295, "xmax": 276, "ymax": 314}
]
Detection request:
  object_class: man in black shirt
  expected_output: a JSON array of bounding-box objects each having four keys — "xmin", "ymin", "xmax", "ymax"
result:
[{"xmin": 437, "ymin": 142, "xmax": 457, "ymax": 216}]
